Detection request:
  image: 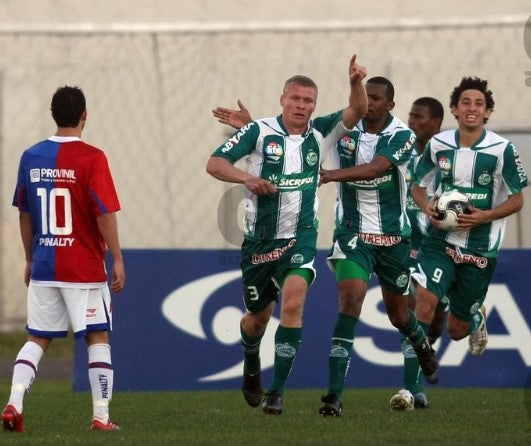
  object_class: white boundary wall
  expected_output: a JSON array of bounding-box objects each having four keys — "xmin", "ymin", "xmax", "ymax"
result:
[{"xmin": 0, "ymin": 14, "xmax": 530, "ymax": 328}]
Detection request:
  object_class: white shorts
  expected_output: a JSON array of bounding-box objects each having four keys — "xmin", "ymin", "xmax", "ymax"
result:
[{"xmin": 27, "ymin": 282, "xmax": 113, "ymax": 338}]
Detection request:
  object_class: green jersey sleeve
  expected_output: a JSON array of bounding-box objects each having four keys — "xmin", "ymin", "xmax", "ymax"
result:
[
  {"xmin": 312, "ymin": 110, "xmax": 351, "ymax": 164},
  {"xmin": 211, "ymin": 122, "xmax": 260, "ymax": 163},
  {"xmin": 414, "ymin": 141, "xmax": 438, "ymax": 187},
  {"xmin": 502, "ymin": 142, "xmax": 528, "ymax": 193},
  {"xmin": 312, "ymin": 110, "xmax": 344, "ymax": 136},
  {"xmin": 378, "ymin": 129, "xmax": 416, "ymax": 166}
]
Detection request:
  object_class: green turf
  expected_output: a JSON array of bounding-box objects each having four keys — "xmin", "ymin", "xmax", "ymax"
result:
[
  {"xmin": 0, "ymin": 380, "xmax": 529, "ymax": 446},
  {"xmin": 0, "ymin": 331, "xmax": 74, "ymax": 359},
  {"xmin": 1, "ymin": 332, "xmax": 529, "ymax": 444}
]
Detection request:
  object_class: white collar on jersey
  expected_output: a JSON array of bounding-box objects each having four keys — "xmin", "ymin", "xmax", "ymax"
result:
[{"xmin": 48, "ymin": 135, "xmax": 82, "ymax": 142}]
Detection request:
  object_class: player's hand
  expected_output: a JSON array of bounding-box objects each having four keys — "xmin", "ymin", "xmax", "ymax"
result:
[
  {"xmin": 212, "ymin": 100, "xmax": 252, "ymax": 129},
  {"xmin": 319, "ymin": 168, "xmax": 336, "ymax": 186},
  {"xmin": 457, "ymin": 206, "xmax": 483, "ymax": 230},
  {"xmin": 349, "ymin": 54, "xmax": 367, "ymax": 85},
  {"xmin": 110, "ymin": 259, "xmax": 126, "ymax": 293},
  {"xmin": 244, "ymin": 177, "xmax": 277, "ymax": 195},
  {"xmin": 426, "ymin": 195, "xmax": 442, "ymax": 227}
]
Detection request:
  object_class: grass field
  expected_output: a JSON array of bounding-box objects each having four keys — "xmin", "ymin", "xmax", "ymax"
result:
[
  {"xmin": 1, "ymin": 333, "xmax": 530, "ymax": 445},
  {"xmin": 0, "ymin": 380, "xmax": 529, "ymax": 446},
  {"xmin": 0, "ymin": 331, "xmax": 74, "ymax": 359}
]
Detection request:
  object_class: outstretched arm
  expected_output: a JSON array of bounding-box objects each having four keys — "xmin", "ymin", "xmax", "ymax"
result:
[
  {"xmin": 212, "ymin": 100, "xmax": 252, "ymax": 129},
  {"xmin": 319, "ymin": 155, "xmax": 391, "ymax": 185}
]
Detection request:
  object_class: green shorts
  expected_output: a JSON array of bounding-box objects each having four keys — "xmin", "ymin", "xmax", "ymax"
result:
[
  {"xmin": 411, "ymin": 237, "xmax": 496, "ymax": 322},
  {"xmin": 327, "ymin": 227, "xmax": 411, "ymax": 294},
  {"xmin": 240, "ymin": 231, "xmax": 317, "ymax": 313}
]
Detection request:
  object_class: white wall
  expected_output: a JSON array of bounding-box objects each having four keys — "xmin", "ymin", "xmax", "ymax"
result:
[{"xmin": 0, "ymin": 1, "xmax": 529, "ymax": 328}]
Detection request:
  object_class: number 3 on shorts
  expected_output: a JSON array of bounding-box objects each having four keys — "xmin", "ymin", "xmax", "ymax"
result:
[{"xmin": 247, "ymin": 285, "xmax": 259, "ymax": 301}]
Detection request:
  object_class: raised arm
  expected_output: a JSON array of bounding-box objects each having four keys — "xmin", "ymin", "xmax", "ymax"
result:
[{"xmin": 341, "ymin": 54, "xmax": 368, "ymax": 129}]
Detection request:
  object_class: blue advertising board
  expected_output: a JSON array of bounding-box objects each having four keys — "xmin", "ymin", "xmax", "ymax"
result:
[{"xmin": 74, "ymin": 249, "xmax": 531, "ymax": 391}]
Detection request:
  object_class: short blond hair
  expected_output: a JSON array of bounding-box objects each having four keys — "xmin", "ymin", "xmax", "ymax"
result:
[{"xmin": 283, "ymin": 75, "xmax": 318, "ymax": 95}]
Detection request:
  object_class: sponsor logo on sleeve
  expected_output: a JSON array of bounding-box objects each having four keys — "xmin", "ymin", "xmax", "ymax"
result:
[{"xmin": 221, "ymin": 123, "xmax": 254, "ymax": 153}]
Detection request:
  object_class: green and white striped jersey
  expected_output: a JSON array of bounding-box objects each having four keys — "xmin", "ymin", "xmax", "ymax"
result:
[
  {"xmin": 406, "ymin": 143, "xmax": 441, "ymax": 237},
  {"xmin": 328, "ymin": 114, "xmax": 416, "ymax": 236},
  {"xmin": 414, "ymin": 129, "xmax": 528, "ymax": 256},
  {"xmin": 213, "ymin": 112, "xmax": 349, "ymax": 240}
]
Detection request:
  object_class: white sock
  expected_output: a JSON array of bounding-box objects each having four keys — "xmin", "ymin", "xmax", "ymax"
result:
[
  {"xmin": 8, "ymin": 341, "xmax": 45, "ymax": 413},
  {"xmin": 87, "ymin": 343, "xmax": 113, "ymax": 423}
]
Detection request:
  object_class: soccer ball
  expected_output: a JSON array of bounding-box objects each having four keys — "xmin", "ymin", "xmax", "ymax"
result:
[{"xmin": 435, "ymin": 190, "xmax": 472, "ymax": 231}]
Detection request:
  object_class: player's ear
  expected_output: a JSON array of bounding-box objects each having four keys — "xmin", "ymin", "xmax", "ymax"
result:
[
  {"xmin": 431, "ymin": 117, "xmax": 442, "ymax": 132},
  {"xmin": 451, "ymin": 106, "xmax": 458, "ymax": 119},
  {"xmin": 81, "ymin": 110, "xmax": 87, "ymax": 121},
  {"xmin": 386, "ymin": 100, "xmax": 395, "ymax": 112}
]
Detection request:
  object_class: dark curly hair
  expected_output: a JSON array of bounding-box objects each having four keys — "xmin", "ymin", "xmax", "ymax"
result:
[
  {"xmin": 449, "ymin": 77, "xmax": 494, "ymax": 123},
  {"xmin": 50, "ymin": 85, "xmax": 86, "ymax": 128}
]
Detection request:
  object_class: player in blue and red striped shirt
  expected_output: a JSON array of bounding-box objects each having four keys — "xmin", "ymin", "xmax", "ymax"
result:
[{"xmin": 2, "ymin": 86, "xmax": 125, "ymax": 432}]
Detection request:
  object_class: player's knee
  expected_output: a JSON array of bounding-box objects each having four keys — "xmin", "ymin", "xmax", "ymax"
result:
[
  {"xmin": 85, "ymin": 330, "xmax": 109, "ymax": 346},
  {"xmin": 280, "ymin": 299, "xmax": 303, "ymax": 322},
  {"xmin": 415, "ymin": 292, "xmax": 438, "ymax": 319},
  {"xmin": 242, "ymin": 311, "xmax": 269, "ymax": 334},
  {"xmin": 337, "ymin": 288, "xmax": 364, "ymax": 316}
]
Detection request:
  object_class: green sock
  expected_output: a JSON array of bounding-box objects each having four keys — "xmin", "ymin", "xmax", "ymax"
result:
[
  {"xmin": 328, "ymin": 313, "xmax": 358, "ymax": 398},
  {"xmin": 428, "ymin": 326, "xmax": 442, "ymax": 346},
  {"xmin": 467, "ymin": 311, "xmax": 483, "ymax": 335},
  {"xmin": 270, "ymin": 325, "xmax": 302, "ymax": 395},
  {"xmin": 406, "ymin": 320, "xmax": 430, "ymax": 394},
  {"xmin": 399, "ymin": 309, "xmax": 425, "ymax": 348},
  {"xmin": 240, "ymin": 324, "xmax": 263, "ymax": 375},
  {"xmin": 402, "ymin": 338, "xmax": 424, "ymax": 395},
  {"xmin": 418, "ymin": 320, "xmax": 430, "ymax": 337}
]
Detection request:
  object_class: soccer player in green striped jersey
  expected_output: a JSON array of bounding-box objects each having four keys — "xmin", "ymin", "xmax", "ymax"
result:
[
  {"xmin": 213, "ymin": 88, "xmax": 444, "ymax": 414},
  {"xmin": 318, "ymin": 78, "xmax": 439, "ymax": 417},
  {"xmin": 207, "ymin": 55, "xmax": 368, "ymax": 415},
  {"xmin": 411, "ymin": 77, "xmax": 527, "ymax": 368},
  {"xmin": 391, "ymin": 97, "xmax": 447, "ymax": 411}
]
